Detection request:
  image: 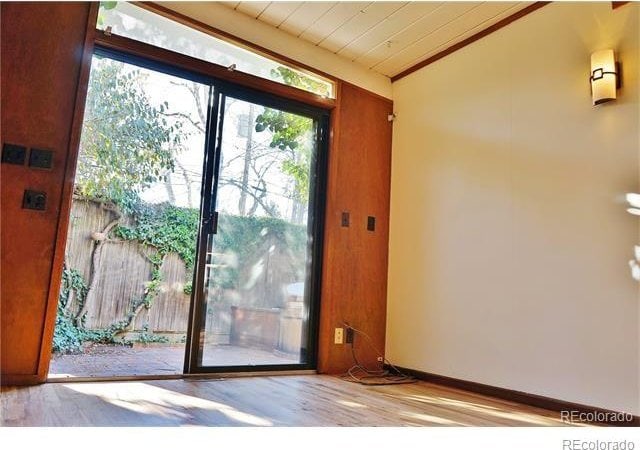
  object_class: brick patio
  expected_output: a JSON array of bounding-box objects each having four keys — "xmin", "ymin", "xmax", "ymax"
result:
[{"xmin": 49, "ymin": 343, "xmax": 299, "ymax": 378}]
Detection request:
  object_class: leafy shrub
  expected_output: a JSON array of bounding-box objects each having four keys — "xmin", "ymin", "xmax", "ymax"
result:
[
  {"xmin": 52, "ymin": 303, "xmax": 84, "ymax": 353},
  {"xmin": 134, "ymin": 325, "xmax": 169, "ymax": 344}
]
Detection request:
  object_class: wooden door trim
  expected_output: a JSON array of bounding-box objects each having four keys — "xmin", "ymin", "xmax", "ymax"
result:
[
  {"xmin": 1, "ymin": 374, "xmax": 42, "ymax": 386},
  {"xmin": 37, "ymin": 2, "xmax": 100, "ymax": 382}
]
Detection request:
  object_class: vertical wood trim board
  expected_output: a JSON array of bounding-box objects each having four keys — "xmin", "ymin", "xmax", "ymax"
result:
[
  {"xmin": 0, "ymin": 2, "xmax": 96, "ymax": 382},
  {"xmin": 318, "ymin": 82, "xmax": 393, "ymax": 374},
  {"xmin": 37, "ymin": 3, "xmax": 100, "ymax": 381}
]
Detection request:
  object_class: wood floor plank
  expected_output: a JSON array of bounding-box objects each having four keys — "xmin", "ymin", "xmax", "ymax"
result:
[{"xmin": 1, "ymin": 375, "xmax": 580, "ymax": 427}]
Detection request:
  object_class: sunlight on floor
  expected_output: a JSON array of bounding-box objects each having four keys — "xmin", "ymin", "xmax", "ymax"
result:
[
  {"xmin": 335, "ymin": 399, "xmax": 368, "ymax": 408},
  {"xmin": 398, "ymin": 410, "xmax": 464, "ymax": 426},
  {"xmin": 64, "ymin": 382, "xmax": 273, "ymax": 426},
  {"xmin": 398, "ymin": 394, "xmax": 565, "ymax": 426},
  {"xmin": 47, "ymin": 373, "xmax": 77, "ymax": 379}
]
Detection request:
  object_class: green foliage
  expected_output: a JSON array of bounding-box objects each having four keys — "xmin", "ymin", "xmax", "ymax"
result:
[
  {"xmin": 213, "ymin": 214, "xmax": 307, "ymax": 289},
  {"xmin": 52, "ymin": 266, "xmax": 165, "ymax": 353},
  {"xmin": 53, "ymin": 268, "xmax": 88, "ymax": 353},
  {"xmin": 255, "ymin": 70, "xmax": 315, "ymax": 203},
  {"xmin": 97, "ymin": 1, "xmax": 118, "ymax": 27},
  {"xmin": 53, "ymin": 202, "xmax": 308, "ymax": 353},
  {"xmin": 76, "ymin": 58, "xmax": 185, "ymax": 211},
  {"xmin": 282, "ymin": 158, "xmax": 310, "ymax": 201},
  {"xmin": 254, "ymin": 108, "xmax": 311, "ymax": 151},
  {"xmin": 135, "ymin": 325, "xmax": 169, "ymax": 344},
  {"xmin": 114, "ymin": 200, "xmax": 307, "ymax": 291},
  {"xmin": 113, "ymin": 202, "xmax": 197, "ymax": 319},
  {"xmin": 52, "ymin": 305, "xmax": 84, "ymax": 354},
  {"xmin": 100, "ymin": 1, "xmax": 117, "ymax": 9},
  {"xmin": 114, "ymin": 202, "xmax": 200, "ymax": 271},
  {"xmin": 144, "ymin": 255, "xmax": 163, "ymax": 309},
  {"xmin": 53, "ymin": 268, "xmax": 114, "ymax": 353},
  {"xmin": 59, "ymin": 267, "xmax": 88, "ymax": 311},
  {"xmin": 271, "ymin": 66, "xmax": 331, "ymax": 97}
]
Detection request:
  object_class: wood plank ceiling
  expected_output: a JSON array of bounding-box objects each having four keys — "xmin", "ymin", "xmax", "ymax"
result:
[{"xmin": 219, "ymin": 2, "xmax": 534, "ymax": 79}]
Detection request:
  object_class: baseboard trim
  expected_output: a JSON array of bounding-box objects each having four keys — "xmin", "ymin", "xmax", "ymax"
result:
[
  {"xmin": 46, "ymin": 369, "xmax": 317, "ymax": 384},
  {"xmin": 391, "ymin": 366, "xmax": 639, "ymax": 427},
  {"xmin": 1, "ymin": 374, "xmax": 42, "ymax": 387}
]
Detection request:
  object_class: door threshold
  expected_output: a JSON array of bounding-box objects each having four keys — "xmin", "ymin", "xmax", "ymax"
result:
[{"xmin": 46, "ymin": 369, "xmax": 317, "ymax": 383}]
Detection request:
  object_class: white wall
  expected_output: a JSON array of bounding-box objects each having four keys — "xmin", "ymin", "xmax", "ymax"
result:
[
  {"xmin": 387, "ymin": 2, "xmax": 639, "ymax": 414},
  {"xmin": 160, "ymin": 2, "xmax": 392, "ymax": 99}
]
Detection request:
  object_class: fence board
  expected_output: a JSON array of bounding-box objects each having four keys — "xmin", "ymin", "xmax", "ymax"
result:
[{"xmin": 62, "ymin": 198, "xmax": 305, "ymax": 351}]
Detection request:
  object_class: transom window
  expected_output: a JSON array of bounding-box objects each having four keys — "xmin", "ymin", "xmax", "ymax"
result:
[{"xmin": 98, "ymin": 2, "xmax": 335, "ymax": 98}]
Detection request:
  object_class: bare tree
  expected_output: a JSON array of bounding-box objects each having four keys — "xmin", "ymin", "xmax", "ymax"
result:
[{"xmin": 238, "ymin": 104, "xmax": 255, "ymax": 216}]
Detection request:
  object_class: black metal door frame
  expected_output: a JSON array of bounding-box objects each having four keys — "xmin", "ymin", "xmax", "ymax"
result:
[
  {"xmin": 185, "ymin": 83, "xmax": 329, "ymax": 374},
  {"xmin": 94, "ymin": 45, "xmax": 330, "ymax": 375}
]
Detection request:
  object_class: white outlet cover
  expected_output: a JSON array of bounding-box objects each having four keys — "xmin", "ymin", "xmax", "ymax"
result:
[{"xmin": 334, "ymin": 327, "xmax": 343, "ymax": 344}]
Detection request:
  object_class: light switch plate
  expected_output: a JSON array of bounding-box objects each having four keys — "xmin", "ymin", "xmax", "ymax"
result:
[
  {"xmin": 341, "ymin": 212, "xmax": 350, "ymax": 227},
  {"xmin": 29, "ymin": 148, "xmax": 53, "ymax": 169},
  {"xmin": 2, "ymin": 143, "xmax": 27, "ymax": 165},
  {"xmin": 367, "ymin": 216, "xmax": 376, "ymax": 232}
]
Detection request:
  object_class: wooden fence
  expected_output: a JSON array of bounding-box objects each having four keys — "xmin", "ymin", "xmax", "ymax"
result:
[
  {"xmin": 63, "ymin": 198, "xmax": 304, "ymax": 352},
  {"xmin": 65, "ymin": 199, "xmax": 191, "ymax": 334}
]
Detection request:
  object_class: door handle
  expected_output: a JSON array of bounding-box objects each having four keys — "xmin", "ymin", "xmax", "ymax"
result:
[{"xmin": 205, "ymin": 211, "xmax": 219, "ymax": 235}]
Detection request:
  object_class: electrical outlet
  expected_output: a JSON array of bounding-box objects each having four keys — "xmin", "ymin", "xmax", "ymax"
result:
[
  {"xmin": 345, "ymin": 327, "xmax": 354, "ymax": 344},
  {"xmin": 377, "ymin": 357, "xmax": 383, "ymax": 363},
  {"xmin": 22, "ymin": 190, "xmax": 47, "ymax": 211},
  {"xmin": 334, "ymin": 327, "xmax": 344, "ymax": 344}
]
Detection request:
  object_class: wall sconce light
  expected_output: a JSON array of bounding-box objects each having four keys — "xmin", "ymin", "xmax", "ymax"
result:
[
  {"xmin": 626, "ymin": 193, "xmax": 640, "ymax": 215},
  {"xmin": 590, "ymin": 49, "xmax": 619, "ymax": 105}
]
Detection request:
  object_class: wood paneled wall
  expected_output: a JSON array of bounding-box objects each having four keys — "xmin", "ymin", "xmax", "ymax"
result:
[
  {"xmin": 0, "ymin": 4, "xmax": 392, "ymax": 383},
  {"xmin": 318, "ymin": 83, "xmax": 394, "ymax": 374},
  {"xmin": 1, "ymin": 2, "xmax": 97, "ymax": 384}
]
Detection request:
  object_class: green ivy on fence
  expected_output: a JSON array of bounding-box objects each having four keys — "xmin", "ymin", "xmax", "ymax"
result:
[{"xmin": 53, "ymin": 199, "xmax": 308, "ymax": 354}]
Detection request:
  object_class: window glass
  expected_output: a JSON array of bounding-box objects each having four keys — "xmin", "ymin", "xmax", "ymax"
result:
[{"xmin": 98, "ymin": 2, "xmax": 335, "ymax": 98}]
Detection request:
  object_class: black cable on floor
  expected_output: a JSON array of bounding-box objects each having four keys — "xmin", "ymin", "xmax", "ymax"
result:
[{"xmin": 340, "ymin": 323, "xmax": 416, "ymax": 386}]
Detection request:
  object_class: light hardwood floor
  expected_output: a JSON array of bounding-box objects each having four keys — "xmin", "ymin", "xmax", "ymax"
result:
[{"xmin": 0, "ymin": 375, "xmax": 580, "ymax": 426}]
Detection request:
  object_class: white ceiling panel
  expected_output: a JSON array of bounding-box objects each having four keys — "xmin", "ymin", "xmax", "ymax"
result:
[
  {"xmin": 354, "ymin": 2, "xmax": 480, "ymax": 70},
  {"xmin": 278, "ymin": 2, "xmax": 338, "ymax": 36},
  {"xmin": 218, "ymin": 1, "xmax": 536, "ymax": 78},
  {"xmin": 320, "ymin": 2, "xmax": 408, "ymax": 54},
  {"xmin": 234, "ymin": 1, "xmax": 271, "ymax": 18},
  {"xmin": 258, "ymin": 2, "xmax": 304, "ymax": 27},
  {"xmin": 299, "ymin": 2, "xmax": 371, "ymax": 45},
  {"xmin": 336, "ymin": 2, "xmax": 445, "ymax": 61},
  {"xmin": 373, "ymin": 2, "xmax": 523, "ymax": 75}
]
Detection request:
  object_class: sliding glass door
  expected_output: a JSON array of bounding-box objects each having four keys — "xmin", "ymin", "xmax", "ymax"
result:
[
  {"xmin": 186, "ymin": 88, "xmax": 328, "ymax": 372},
  {"xmin": 52, "ymin": 45, "xmax": 328, "ymax": 378},
  {"xmin": 50, "ymin": 53, "xmax": 211, "ymax": 379}
]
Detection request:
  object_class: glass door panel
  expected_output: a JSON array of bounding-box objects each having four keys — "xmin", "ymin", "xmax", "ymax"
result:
[
  {"xmin": 50, "ymin": 53, "xmax": 210, "ymax": 379},
  {"xmin": 194, "ymin": 94, "xmax": 323, "ymax": 369}
]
